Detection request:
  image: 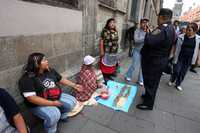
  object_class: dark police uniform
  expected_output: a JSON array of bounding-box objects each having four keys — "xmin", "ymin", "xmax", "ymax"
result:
[{"xmin": 140, "ymin": 21, "xmax": 175, "ymax": 108}]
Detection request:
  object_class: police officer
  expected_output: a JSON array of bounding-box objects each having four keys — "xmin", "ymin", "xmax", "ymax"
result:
[{"xmin": 136, "ymin": 8, "xmax": 175, "ymax": 110}]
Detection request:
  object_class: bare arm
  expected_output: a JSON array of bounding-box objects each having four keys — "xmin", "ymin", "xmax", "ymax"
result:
[
  {"xmin": 13, "ymin": 113, "xmax": 28, "ymax": 133},
  {"xmin": 99, "ymin": 39, "xmax": 104, "ymax": 57},
  {"xmin": 59, "ymin": 78, "xmax": 83, "ymax": 92},
  {"xmin": 26, "ymin": 95, "xmax": 62, "ymax": 106}
]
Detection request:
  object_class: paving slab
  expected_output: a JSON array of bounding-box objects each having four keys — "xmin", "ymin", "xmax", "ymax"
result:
[
  {"xmin": 80, "ymin": 120, "xmax": 118, "ymax": 133},
  {"xmin": 82, "ymin": 105, "xmax": 115, "ymax": 126},
  {"xmin": 58, "ymin": 114, "xmax": 88, "ymax": 133},
  {"xmin": 175, "ymin": 115, "xmax": 200, "ymax": 133}
]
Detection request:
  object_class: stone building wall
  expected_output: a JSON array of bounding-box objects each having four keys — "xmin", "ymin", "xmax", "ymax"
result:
[
  {"xmin": 0, "ymin": 0, "xmax": 82, "ymax": 102},
  {"xmin": 95, "ymin": 0, "xmax": 128, "ymax": 53},
  {"xmin": 127, "ymin": 0, "xmax": 163, "ymax": 27}
]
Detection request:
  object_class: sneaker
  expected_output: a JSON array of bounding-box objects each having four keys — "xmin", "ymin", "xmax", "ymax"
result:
[
  {"xmin": 168, "ymin": 81, "xmax": 174, "ymax": 86},
  {"xmin": 125, "ymin": 77, "xmax": 131, "ymax": 82},
  {"xmin": 139, "ymin": 82, "xmax": 144, "ymax": 86},
  {"xmin": 162, "ymin": 72, "xmax": 167, "ymax": 75},
  {"xmin": 176, "ymin": 86, "xmax": 183, "ymax": 91}
]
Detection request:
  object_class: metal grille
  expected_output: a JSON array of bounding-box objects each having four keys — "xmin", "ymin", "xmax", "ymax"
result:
[
  {"xmin": 98, "ymin": 0, "xmax": 115, "ymax": 8},
  {"xmin": 22, "ymin": 0, "xmax": 79, "ymax": 9}
]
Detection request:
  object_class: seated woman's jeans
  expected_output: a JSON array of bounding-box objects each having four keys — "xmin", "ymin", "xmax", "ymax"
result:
[{"xmin": 30, "ymin": 93, "xmax": 77, "ymax": 133}]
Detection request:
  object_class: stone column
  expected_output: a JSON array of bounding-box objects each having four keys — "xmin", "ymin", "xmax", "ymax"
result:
[{"xmin": 82, "ymin": 0, "xmax": 98, "ymax": 56}]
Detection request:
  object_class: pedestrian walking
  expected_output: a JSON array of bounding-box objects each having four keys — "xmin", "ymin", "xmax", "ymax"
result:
[
  {"xmin": 169, "ymin": 23, "xmax": 200, "ymax": 91},
  {"xmin": 174, "ymin": 20, "xmax": 180, "ymax": 35}
]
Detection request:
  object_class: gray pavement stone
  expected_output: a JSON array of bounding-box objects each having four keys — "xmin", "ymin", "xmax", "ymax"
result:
[
  {"xmin": 175, "ymin": 115, "xmax": 200, "ymax": 133},
  {"xmin": 82, "ymin": 105, "xmax": 115, "ymax": 126},
  {"xmin": 58, "ymin": 114, "xmax": 88, "ymax": 133},
  {"xmin": 135, "ymin": 109, "xmax": 175, "ymax": 130},
  {"xmin": 172, "ymin": 102, "xmax": 200, "ymax": 123},
  {"xmin": 80, "ymin": 120, "xmax": 118, "ymax": 133},
  {"xmin": 154, "ymin": 96, "xmax": 175, "ymax": 113},
  {"xmin": 135, "ymin": 117, "xmax": 155, "ymax": 133},
  {"xmin": 108, "ymin": 112, "xmax": 137, "ymax": 133},
  {"xmin": 154, "ymin": 126, "xmax": 175, "ymax": 133},
  {"xmin": 108, "ymin": 111, "xmax": 155, "ymax": 133}
]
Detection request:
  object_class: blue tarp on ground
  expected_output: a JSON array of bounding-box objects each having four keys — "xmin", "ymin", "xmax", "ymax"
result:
[{"xmin": 97, "ymin": 80, "xmax": 138, "ymax": 112}]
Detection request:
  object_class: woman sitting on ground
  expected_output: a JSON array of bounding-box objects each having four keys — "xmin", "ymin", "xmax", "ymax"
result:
[
  {"xmin": 75, "ymin": 55, "xmax": 105, "ymax": 102},
  {"xmin": 19, "ymin": 52, "xmax": 83, "ymax": 133}
]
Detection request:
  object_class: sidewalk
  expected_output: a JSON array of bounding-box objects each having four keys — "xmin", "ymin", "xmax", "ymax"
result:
[{"xmin": 34, "ymin": 56, "xmax": 200, "ymax": 133}]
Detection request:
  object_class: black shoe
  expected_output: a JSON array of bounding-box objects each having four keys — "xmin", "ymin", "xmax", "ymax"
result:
[
  {"xmin": 111, "ymin": 72, "xmax": 117, "ymax": 77},
  {"xmin": 136, "ymin": 104, "xmax": 153, "ymax": 110},
  {"xmin": 190, "ymin": 68, "xmax": 197, "ymax": 73}
]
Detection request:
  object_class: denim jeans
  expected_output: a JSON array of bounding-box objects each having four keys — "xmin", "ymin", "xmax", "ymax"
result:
[
  {"xmin": 31, "ymin": 93, "xmax": 77, "ymax": 133},
  {"xmin": 126, "ymin": 49, "xmax": 143, "ymax": 83},
  {"xmin": 170, "ymin": 54, "xmax": 192, "ymax": 86}
]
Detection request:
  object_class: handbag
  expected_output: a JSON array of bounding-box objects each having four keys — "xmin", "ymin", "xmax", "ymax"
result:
[
  {"xmin": 41, "ymin": 87, "xmax": 62, "ymax": 100},
  {"xmin": 35, "ymin": 78, "xmax": 62, "ymax": 100}
]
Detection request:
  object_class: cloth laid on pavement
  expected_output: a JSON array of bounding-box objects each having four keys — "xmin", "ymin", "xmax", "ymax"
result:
[
  {"xmin": 97, "ymin": 80, "xmax": 138, "ymax": 112},
  {"xmin": 67, "ymin": 101, "xmax": 84, "ymax": 117}
]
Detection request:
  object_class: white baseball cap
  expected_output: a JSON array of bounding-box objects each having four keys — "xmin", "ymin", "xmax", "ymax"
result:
[{"xmin": 83, "ymin": 55, "xmax": 95, "ymax": 65}]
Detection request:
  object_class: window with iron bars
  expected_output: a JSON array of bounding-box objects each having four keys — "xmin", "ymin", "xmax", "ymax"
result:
[
  {"xmin": 98, "ymin": 0, "xmax": 115, "ymax": 8},
  {"xmin": 22, "ymin": 0, "xmax": 80, "ymax": 10}
]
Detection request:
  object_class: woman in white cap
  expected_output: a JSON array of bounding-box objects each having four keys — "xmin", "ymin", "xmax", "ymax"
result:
[{"xmin": 75, "ymin": 55, "xmax": 103, "ymax": 102}]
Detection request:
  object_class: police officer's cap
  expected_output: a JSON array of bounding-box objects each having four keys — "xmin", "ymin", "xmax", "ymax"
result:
[{"xmin": 158, "ymin": 8, "xmax": 173, "ymax": 18}]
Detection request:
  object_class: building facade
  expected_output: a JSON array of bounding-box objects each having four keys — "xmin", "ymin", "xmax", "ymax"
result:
[
  {"xmin": 172, "ymin": 0, "xmax": 183, "ymax": 21},
  {"xmin": 180, "ymin": 5, "xmax": 200, "ymax": 26},
  {"xmin": 128, "ymin": 0, "xmax": 163, "ymax": 25},
  {"xmin": 0, "ymin": 0, "xmax": 162, "ymax": 102}
]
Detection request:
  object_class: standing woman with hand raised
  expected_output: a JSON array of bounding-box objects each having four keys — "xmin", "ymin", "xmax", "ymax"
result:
[{"xmin": 99, "ymin": 18, "xmax": 119, "ymax": 84}]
